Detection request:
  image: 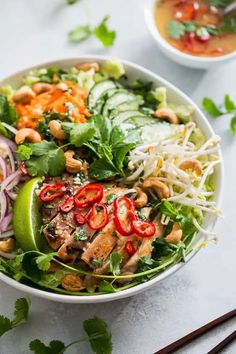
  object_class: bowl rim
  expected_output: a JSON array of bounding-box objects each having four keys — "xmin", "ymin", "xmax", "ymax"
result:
[
  {"xmin": 144, "ymin": 0, "xmax": 236, "ymax": 64},
  {"xmin": 0, "ymin": 55, "xmax": 224, "ymax": 303}
]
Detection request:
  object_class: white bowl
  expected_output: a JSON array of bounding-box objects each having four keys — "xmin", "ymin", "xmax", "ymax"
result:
[
  {"xmin": 0, "ymin": 56, "xmax": 223, "ymax": 303},
  {"xmin": 144, "ymin": 0, "xmax": 236, "ymax": 69}
]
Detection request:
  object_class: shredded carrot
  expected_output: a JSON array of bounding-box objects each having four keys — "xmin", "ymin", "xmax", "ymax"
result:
[{"xmin": 14, "ymin": 81, "xmax": 91, "ymax": 130}]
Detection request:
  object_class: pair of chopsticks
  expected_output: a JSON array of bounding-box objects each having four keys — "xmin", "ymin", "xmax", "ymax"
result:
[{"xmin": 154, "ymin": 309, "xmax": 236, "ymax": 354}]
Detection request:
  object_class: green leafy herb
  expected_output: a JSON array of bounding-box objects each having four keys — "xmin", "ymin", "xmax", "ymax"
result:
[
  {"xmin": 220, "ymin": 16, "xmax": 236, "ymax": 33},
  {"xmin": 67, "ymin": 0, "xmax": 78, "ymax": 4},
  {"xmin": 91, "ymin": 259, "xmax": 103, "ymax": 268},
  {"xmin": 25, "ymin": 141, "xmax": 66, "ymax": 176},
  {"xmin": 137, "ymin": 209, "xmax": 147, "ymax": 221},
  {"xmin": 74, "ymin": 229, "xmax": 89, "ymax": 241},
  {"xmin": 99, "ymin": 281, "xmax": 117, "ymax": 293},
  {"xmin": 168, "ymin": 20, "xmax": 186, "ymax": 39},
  {"xmin": 35, "ymin": 253, "xmax": 57, "ymax": 271},
  {"xmin": 202, "ymin": 97, "xmax": 222, "ymax": 117},
  {"xmin": 29, "ymin": 339, "xmax": 66, "ymax": 354},
  {"xmin": 63, "ymin": 121, "xmax": 96, "ymax": 147},
  {"xmin": 84, "ymin": 317, "xmax": 112, "ymax": 354},
  {"xmin": 69, "ymin": 16, "xmax": 116, "ymax": 47},
  {"xmin": 209, "ymin": 0, "xmax": 231, "ymax": 8},
  {"xmin": 202, "ymin": 95, "xmax": 236, "ymax": 135},
  {"xmin": 93, "ymin": 16, "xmax": 116, "ymax": 47},
  {"xmin": 0, "ymin": 297, "xmax": 30, "ymax": 336},
  {"xmin": 16, "ymin": 144, "xmax": 32, "ymax": 160},
  {"xmin": 109, "ymin": 252, "xmax": 122, "ymax": 276},
  {"xmin": 68, "ymin": 25, "xmax": 91, "ymax": 43},
  {"xmin": 0, "ymin": 94, "xmax": 18, "ymax": 126},
  {"xmin": 230, "ymin": 116, "xmax": 236, "ymax": 135},
  {"xmin": 106, "ymin": 194, "xmax": 116, "ymax": 205}
]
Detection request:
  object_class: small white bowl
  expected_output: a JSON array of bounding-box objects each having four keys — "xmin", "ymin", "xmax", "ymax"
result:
[
  {"xmin": 0, "ymin": 56, "xmax": 223, "ymax": 303},
  {"xmin": 144, "ymin": 0, "xmax": 236, "ymax": 69}
]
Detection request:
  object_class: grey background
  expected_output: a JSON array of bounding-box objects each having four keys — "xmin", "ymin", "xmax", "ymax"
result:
[{"xmin": 0, "ymin": 0, "xmax": 235, "ymax": 353}]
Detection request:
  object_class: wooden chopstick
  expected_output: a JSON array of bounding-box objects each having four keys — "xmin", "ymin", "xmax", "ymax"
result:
[
  {"xmin": 207, "ymin": 330, "xmax": 236, "ymax": 354},
  {"xmin": 154, "ymin": 309, "xmax": 236, "ymax": 354}
]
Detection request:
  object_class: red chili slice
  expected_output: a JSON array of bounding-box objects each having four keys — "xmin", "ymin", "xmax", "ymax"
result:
[
  {"xmin": 124, "ymin": 241, "xmax": 136, "ymax": 256},
  {"xmin": 87, "ymin": 203, "xmax": 109, "ymax": 230},
  {"xmin": 74, "ymin": 184, "xmax": 103, "ymax": 208},
  {"xmin": 74, "ymin": 213, "xmax": 86, "ymax": 225},
  {"xmin": 132, "ymin": 220, "xmax": 156, "ymax": 238},
  {"xmin": 19, "ymin": 162, "xmax": 28, "ymax": 176},
  {"xmin": 174, "ymin": 2, "xmax": 199, "ymax": 21},
  {"xmin": 60, "ymin": 197, "xmax": 75, "ymax": 213},
  {"xmin": 113, "ymin": 197, "xmax": 137, "ymax": 236},
  {"xmin": 39, "ymin": 183, "xmax": 67, "ymax": 202}
]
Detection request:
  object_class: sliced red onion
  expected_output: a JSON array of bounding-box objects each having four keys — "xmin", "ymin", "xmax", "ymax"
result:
[
  {"xmin": 1, "ymin": 169, "xmax": 21, "ymax": 191},
  {"xmin": 1, "ymin": 123, "xmax": 17, "ymax": 135},
  {"xmin": 0, "ymin": 249, "xmax": 16, "ymax": 259},
  {"xmin": 0, "ymin": 138, "xmax": 15, "ymax": 173},
  {"xmin": 0, "ymin": 134, "xmax": 16, "ymax": 152},
  {"xmin": 0, "ymin": 230, "xmax": 14, "ymax": 238},
  {"xmin": 0, "ymin": 213, "xmax": 12, "ymax": 232},
  {"xmin": 0, "ymin": 191, "xmax": 7, "ymax": 223},
  {"xmin": 0, "ymin": 156, "xmax": 7, "ymax": 180},
  {"xmin": 6, "ymin": 190, "xmax": 17, "ymax": 200}
]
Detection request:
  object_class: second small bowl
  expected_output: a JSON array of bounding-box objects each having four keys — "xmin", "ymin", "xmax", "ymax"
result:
[{"xmin": 144, "ymin": 0, "xmax": 236, "ymax": 69}]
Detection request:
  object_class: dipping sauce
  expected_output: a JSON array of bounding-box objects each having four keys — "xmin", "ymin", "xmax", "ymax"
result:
[{"xmin": 155, "ymin": 0, "xmax": 236, "ymax": 57}]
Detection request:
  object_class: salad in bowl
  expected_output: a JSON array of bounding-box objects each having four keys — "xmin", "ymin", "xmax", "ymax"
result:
[{"xmin": 0, "ymin": 57, "xmax": 222, "ymax": 302}]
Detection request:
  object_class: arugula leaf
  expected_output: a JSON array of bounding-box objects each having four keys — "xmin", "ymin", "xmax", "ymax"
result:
[
  {"xmin": 84, "ymin": 317, "xmax": 112, "ymax": 354},
  {"xmin": 224, "ymin": 94, "xmax": 236, "ymax": 112},
  {"xmin": 93, "ymin": 16, "xmax": 116, "ymax": 47},
  {"xmin": 16, "ymin": 144, "xmax": 32, "ymax": 160},
  {"xmin": 29, "ymin": 339, "xmax": 66, "ymax": 354},
  {"xmin": 35, "ymin": 253, "xmax": 56, "ymax": 271},
  {"xmin": 12, "ymin": 297, "xmax": 30, "ymax": 327},
  {"xmin": 168, "ymin": 20, "xmax": 185, "ymax": 39},
  {"xmin": 25, "ymin": 141, "xmax": 65, "ymax": 177},
  {"xmin": 68, "ymin": 25, "xmax": 91, "ymax": 43},
  {"xmin": 202, "ymin": 97, "xmax": 222, "ymax": 117},
  {"xmin": 0, "ymin": 297, "xmax": 30, "ymax": 337},
  {"xmin": 109, "ymin": 252, "xmax": 122, "ymax": 276},
  {"xmin": 0, "ymin": 94, "xmax": 18, "ymax": 125},
  {"xmin": 230, "ymin": 116, "xmax": 236, "ymax": 135}
]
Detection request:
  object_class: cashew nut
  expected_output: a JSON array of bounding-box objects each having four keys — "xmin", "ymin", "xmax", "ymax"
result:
[
  {"xmin": 165, "ymin": 223, "xmax": 183, "ymax": 244},
  {"xmin": 64, "ymin": 150, "xmax": 83, "ymax": 173},
  {"xmin": 49, "ymin": 120, "xmax": 67, "ymax": 140},
  {"xmin": 12, "ymin": 87, "xmax": 36, "ymax": 104},
  {"xmin": 0, "ymin": 238, "xmax": 16, "ymax": 253},
  {"xmin": 77, "ymin": 62, "xmax": 100, "ymax": 72},
  {"xmin": 32, "ymin": 83, "xmax": 52, "ymax": 95},
  {"xmin": 143, "ymin": 177, "xmax": 170, "ymax": 200},
  {"xmin": 154, "ymin": 108, "xmax": 179, "ymax": 124},
  {"xmin": 56, "ymin": 82, "xmax": 68, "ymax": 91},
  {"xmin": 15, "ymin": 128, "xmax": 42, "ymax": 144},
  {"xmin": 61, "ymin": 274, "xmax": 85, "ymax": 292},
  {"xmin": 135, "ymin": 187, "xmax": 148, "ymax": 208},
  {"xmin": 179, "ymin": 159, "xmax": 203, "ymax": 176}
]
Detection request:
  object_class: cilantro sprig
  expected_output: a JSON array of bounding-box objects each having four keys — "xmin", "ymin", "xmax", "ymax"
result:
[
  {"xmin": 202, "ymin": 95, "xmax": 236, "ymax": 135},
  {"xmin": 69, "ymin": 16, "xmax": 116, "ymax": 47},
  {"xmin": 0, "ymin": 297, "xmax": 30, "ymax": 336}
]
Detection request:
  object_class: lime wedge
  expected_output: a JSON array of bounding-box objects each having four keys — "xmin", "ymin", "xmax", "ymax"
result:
[{"xmin": 13, "ymin": 177, "xmax": 45, "ymax": 251}]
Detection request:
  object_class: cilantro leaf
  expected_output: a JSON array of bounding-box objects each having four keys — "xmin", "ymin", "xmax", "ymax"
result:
[
  {"xmin": 0, "ymin": 316, "xmax": 12, "ymax": 336},
  {"xmin": 202, "ymin": 97, "xmax": 222, "ymax": 117},
  {"xmin": 84, "ymin": 317, "xmax": 112, "ymax": 354},
  {"xmin": 167, "ymin": 20, "xmax": 185, "ymax": 39},
  {"xmin": 0, "ymin": 94, "xmax": 18, "ymax": 126},
  {"xmin": 209, "ymin": 0, "xmax": 231, "ymax": 8},
  {"xmin": 12, "ymin": 297, "xmax": 30, "ymax": 327},
  {"xmin": 25, "ymin": 141, "xmax": 65, "ymax": 177},
  {"xmin": 89, "ymin": 158, "xmax": 118, "ymax": 180},
  {"xmin": 224, "ymin": 94, "xmax": 236, "ymax": 112},
  {"xmin": 230, "ymin": 116, "xmax": 236, "ymax": 135},
  {"xmin": 68, "ymin": 25, "xmax": 91, "ymax": 43},
  {"xmin": 99, "ymin": 281, "xmax": 117, "ymax": 293},
  {"xmin": 35, "ymin": 253, "xmax": 56, "ymax": 271},
  {"xmin": 16, "ymin": 145, "xmax": 32, "ymax": 160},
  {"xmin": 109, "ymin": 252, "xmax": 122, "ymax": 276},
  {"xmin": 93, "ymin": 16, "xmax": 116, "ymax": 47},
  {"xmin": 68, "ymin": 122, "xmax": 96, "ymax": 147},
  {"xmin": 29, "ymin": 339, "xmax": 66, "ymax": 354},
  {"xmin": 220, "ymin": 16, "xmax": 236, "ymax": 33},
  {"xmin": 184, "ymin": 21, "xmax": 196, "ymax": 33}
]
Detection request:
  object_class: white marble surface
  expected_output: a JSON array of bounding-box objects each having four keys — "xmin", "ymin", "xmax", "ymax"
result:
[{"xmin": 0, "ymin": 1, "xmax": 236, "ymax": 353}]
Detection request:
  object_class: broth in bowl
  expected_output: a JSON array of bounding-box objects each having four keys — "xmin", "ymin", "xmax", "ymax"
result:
[{"xmin": 155, "ymin": 0, "xmax": 236, "ymax": 57}]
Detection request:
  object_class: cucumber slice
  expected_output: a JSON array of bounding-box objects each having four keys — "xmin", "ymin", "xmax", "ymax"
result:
[
  {"xmin": 126, "ymin": 116, "xmax": 157, "ymax": 126},
  {"xmin": 103, "ymin": 92, "xmax": 137, "ymax": 116},
  {"xmin": 88, "ymin": 80, "xmax": 116, "ymax": 109},
  {"xmin": 112, "ymin": 110, "xmax": 145, "ymax": 125},
  {"xmin": 116, "ymin": 101, "xmax": 140, "ymax": 112}
]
